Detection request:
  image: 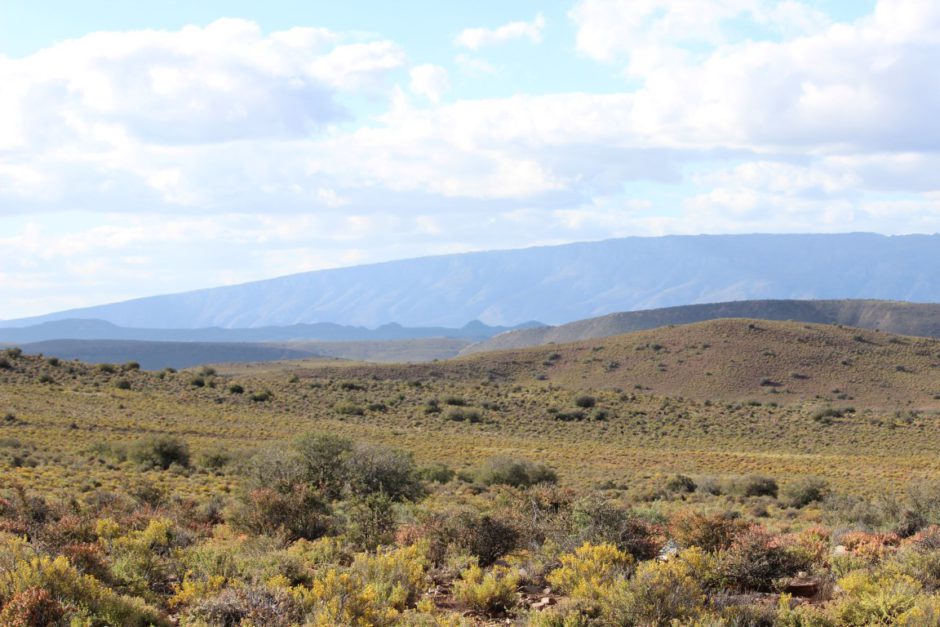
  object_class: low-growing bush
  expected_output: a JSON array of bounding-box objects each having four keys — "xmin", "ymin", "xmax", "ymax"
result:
[
  {"xmin": 475, "ymin": 456, "xmax": 557, "ymax": 488},
  {"xmin": 782, "ymin": 476, "xmax": 830, "ymax": 508},
  {"xmin": 128, "ymin": 435, "xmax": 190, "ymax": 470},
  {"xmin": 547, "ymin": 542, "xmax": 634, "ymax": 601}
]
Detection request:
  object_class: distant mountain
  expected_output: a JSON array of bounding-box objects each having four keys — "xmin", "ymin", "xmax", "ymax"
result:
[
  {"xmin": 0, "ymin": 318, "xmax": 536, "ymax": 344},
  {"xmin": 18, "ymin": 337, "xmax": 472, "ymax": 369},
  {"xmin": 18, "ymin": 340, "xmax": 323, "ymax": 371},
  {"xmin": 461, "ymin": 299, "xmax": 940, "ymax": 354},
  {"xmin": 5, "ymin": 233, "xmax": 940, "ymax": 329}
]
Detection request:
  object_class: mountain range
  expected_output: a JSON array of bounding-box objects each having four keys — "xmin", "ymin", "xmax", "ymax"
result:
[{"xmin": 6, "ymin": 233, "xmax": 940, "ymax": 329}]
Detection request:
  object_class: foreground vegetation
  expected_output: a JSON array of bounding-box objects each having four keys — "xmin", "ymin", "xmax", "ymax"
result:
[{"xmin": 5, "ymin": 319, "xmax": 940, "ymax": 624}]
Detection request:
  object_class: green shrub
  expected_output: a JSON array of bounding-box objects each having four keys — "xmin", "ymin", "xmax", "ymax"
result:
[
  {"xmin": 293, "ymin": 432, "xmax": 353, "ymax": 500},
  {"xmin": 419, "ymin": 463, "xmax": 455, "ymax": 484},
  {"xmin": 250, "ymin": 390, "xmax": 273, "ymax": 403},
  {"xmin": 782, "ymin": 476, "xmax": 830, "ymax": 508},
  {"xmin": 476, "ymin": 456, "xmax": 557, "ymax": 488},
  {"xmin": 734, "ymin": 475, "xmax": 779, "ymax": 498},
  {"xmin": 228, "ymin": 384, "xmax": 244, "ymax": 394},
  {"xmin": 345, "ymin": 442, "xmax": 423, "ymax": 502},
  {"xmin": 574, "ymin": 395, "xmax": 596, "ymax": 409},
  {"xmin": 447, "ymin": 408, "xmax": 482, "ymax": 422},
  {"xmin": 665, "ymin": 474, "xmax": 697, "ymax": 494},
  {"xmin": 128, "ymin": 435, "xmax": 190, "ymax": 470},
  {"xmin": 228, "ymin": 487, "xmax": 332, "ymax": 542},
  {"xmin": 114, "ymin": 378, "xmax": 131, "ymax": 390}
]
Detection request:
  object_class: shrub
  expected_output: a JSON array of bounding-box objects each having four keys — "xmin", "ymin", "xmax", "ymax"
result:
[
  {"xmin": 128, "ymin": 435, "xmax": 190, "ymax": 470},
  {"xmin": 574, "ymin": 395, "xmax": 596, "ymax": 409},
  {"xmin": 228, "ymin": 487, "xmax": 332, "ymax": 542},
  {"xmin": 734, "ymin": 475, "xmax": 779, "ymax": 498},
  {"xmin": 665, "ymin": 474, "xmax": 697, "ymax": 494},
  {"xmin": 419, "ymin": 462, "xmax": 455, "ymax": 484},
  {"xmin": 345, "ymin": 492, "xmax": 398, "ymax": 550},
  {"xmin": 250, "ymin": 390, "xmax": 273, "ymax": 403},
  {"xmin": 447, "ymin": 511, "xmax": 519, "ymax": 567},
  {"xmin": 0, "ymin": 358, "xmax": 11, "ymax": 370},
  {"xmin": 297, "ymin": 544, "xmax": 428, "ymax": 624},
  {"xmin": 453, "ymin": 564, "xmax": 519, "ymax": 613},
  {"xmin": 447, "ymin": 408, "xmax": 482, "ymax": 422},
  {"xmin": 0, "ymin": 554, "xmax": 166, "ymax": 626},
  {"xmin": 228, "ymin": 384, "xmax": 244, "ymax": 394},
  {"xmin": 669, "ymin": 511, "xmax": 749, "ymax": 553},
  {"xmin": 0, "ymin": 586, "xmax": 64, "ymax": 627},
  {"xmin": 114, "ymin": 378, "xmax": 131, "ymax": 390},
  {"xmin": 345, "ymin": 442, "xmax": 423, "ymax": 502},
  {"xmin": 475, "ymin": 456, "xmax": 558, "ymax": 488},
  {"xmin": 127, "ymin": 435, "xmax": 189, "ymax": 470},
  {"xmin": 293, "ymin": 432, "xmax": 353, "ymax": 500},
  {"xmin": 188, "ymin": 586, "xmax": 304, "ymax": 627},
  {"xmin": 605, "ymin": 548, "xmax": 713, "ymax": 625},
  {"xmin": 782, "ymin": 476, "xmax": 830, "ymax": 508},
  {"xmin": 570, "ymin": 497, "xmax": 665, "ymax": 560},
  {"xmin": 443, "ymin": 396, "xmax": 466, "ymax": 406},
  {"xmin": 719, "ymin": 527, "xmax": 809, "ymax": 592},
  {"xmin": 547, "ymin": 542, "xmax": 634, "ymax": 601},
  {"xmin": 833, "ymin": 570, "xmax": 937, "ymax": 625},
  {"xmin": 198, "ymin": 450, "xmax": 231, "ymax": 471}
]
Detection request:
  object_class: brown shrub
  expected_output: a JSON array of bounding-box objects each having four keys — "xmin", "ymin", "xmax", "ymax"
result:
[
  {"xmin": 669, "ymin": 510, "xmax": 750, "ymax": 553},
  {"xmin": 0, "ymin": 587, "xmax": 65, "ymax": 627}
]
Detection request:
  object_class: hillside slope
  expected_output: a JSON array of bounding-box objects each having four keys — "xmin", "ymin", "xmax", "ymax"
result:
[
  {"xmin": 462, "ymin": 299, "xmax": 940, "ymax": 354},
  {"xmin": 6, "ymin": 232, "xmax": 940, "ymax": 328},
  {"xmin": 285, "ymin": 318, "xmax": 940, "ymax": 408}
]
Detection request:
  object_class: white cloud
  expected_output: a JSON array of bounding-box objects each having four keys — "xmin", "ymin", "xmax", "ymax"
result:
[
  {"xmin": 454, "ymin": 13, "xmax": 545, "ymax": 50},
  {"xmin": 409, "ymin": 64, "xmax": 450, "ymax": 103}
]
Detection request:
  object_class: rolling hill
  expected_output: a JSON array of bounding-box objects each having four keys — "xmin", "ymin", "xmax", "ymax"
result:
[
  {"xmin": 273, "ymin": 318, "xmax": 940, "ymax": 409},
  {"xmin": 462, "ymin": 299, "xmax": 940, "ymax": 354},
  {"xmin": 6, "ymin": 232, "xmax": 940, "ymax": 329}
]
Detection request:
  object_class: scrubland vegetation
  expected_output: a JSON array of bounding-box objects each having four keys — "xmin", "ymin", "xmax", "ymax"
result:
[{"xmin": 6, "ymin": 319, "xmax": 940, "ymax": 624}]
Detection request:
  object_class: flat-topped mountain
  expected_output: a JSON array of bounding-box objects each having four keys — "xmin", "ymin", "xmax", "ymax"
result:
[
  {"xmin": 6, "ymin": 233, "xmax": 940, "ymax": 329},
  {"xmin": 462, "ymin": 299, "xmax": 940, "ymax": 354}
]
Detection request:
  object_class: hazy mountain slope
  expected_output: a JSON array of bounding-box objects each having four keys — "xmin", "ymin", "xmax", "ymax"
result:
[
  {"xmin": 19, "ymin": 340, "xmax": 323, "ymax": 371},
  {"xmin": 461, "ymin": 299, "xmax": 940, "ymax": 354},
  {"xmin": 6, "ymin": 233, "xmax": 940, "ymax": 329},
  {"xmin": 18, "ymin": 337, "xmax": 472, "ymax": 369},
  {"xmin": 0, "ymin": 318, "xmax": 531, "ymax": 344}
]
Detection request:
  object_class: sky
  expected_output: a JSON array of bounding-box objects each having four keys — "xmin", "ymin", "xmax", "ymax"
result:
[{"xmin": 1, "ymin": 0, "xmax": 938, "ymax": 319}]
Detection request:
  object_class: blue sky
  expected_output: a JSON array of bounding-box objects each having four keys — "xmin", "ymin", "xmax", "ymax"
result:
[{"xmin": 0, "ymin": 0, "xmax": 936, "ymax": 319}]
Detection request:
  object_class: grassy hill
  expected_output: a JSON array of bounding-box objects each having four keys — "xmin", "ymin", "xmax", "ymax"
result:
[{"xmin": 463, "ymin": 299, "xmax": 940, "ymax": 354}]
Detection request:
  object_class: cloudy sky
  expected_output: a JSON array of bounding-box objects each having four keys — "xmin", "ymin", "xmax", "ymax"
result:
[{"xmin": 2, "ymin": 0, "xmax": 938, "ymax": 318}]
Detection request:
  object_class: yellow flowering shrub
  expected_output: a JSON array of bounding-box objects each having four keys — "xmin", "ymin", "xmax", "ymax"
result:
[
  {"xmin": 546, "ymin": 542, "xmax": 634, "ymax": 601},
  {"xmin": 452, "ymin": 563, "xmax": 520, "ymax": 613}
]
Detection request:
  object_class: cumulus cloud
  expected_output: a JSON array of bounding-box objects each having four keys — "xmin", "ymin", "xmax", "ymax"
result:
[
  {"xmin": 409, "ymin": 64, "xmax": 450, "ymax": 103},
  {"xmin": 454, "ymin": 13, "xmax": 545, "ymax": 50},
  {"xmin": 2, "ymin": 2, "xmax": 940, "ymax": 317}
]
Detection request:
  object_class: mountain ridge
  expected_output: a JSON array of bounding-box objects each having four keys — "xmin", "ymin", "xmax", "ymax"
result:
[{"xmin": 6, "ymin": 232, "xmax": 940, "ymax": 329}]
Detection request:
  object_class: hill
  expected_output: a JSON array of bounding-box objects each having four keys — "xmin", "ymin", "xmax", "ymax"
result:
[
  {"xmin": 270, "ymin": 318, "xmax": 940, "ymax": 409},
  {"xmin": 462, "ymin": 299, "xmax": 940, "ymax": 354},
  {"xmin": 0, "ymin": 318, "xmax": 531, "ymax": 344},
  {"xmin": 7, "ymin": 232, "xmax": 940, "ymax": 328}
]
